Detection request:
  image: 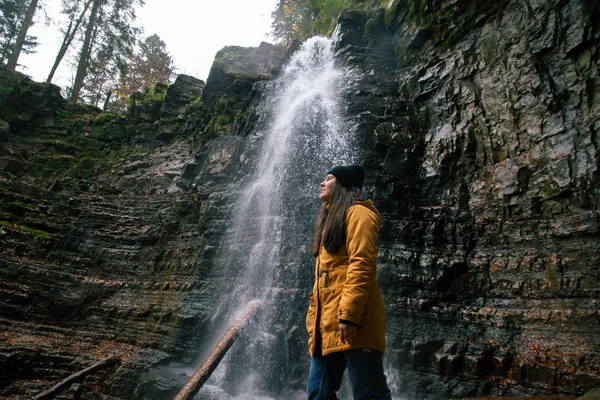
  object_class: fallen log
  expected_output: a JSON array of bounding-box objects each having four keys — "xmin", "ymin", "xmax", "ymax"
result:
[
  {"xmin": 173, "ymin": 300, "xmax": 262, "ymax": 400},
  {"xmin": 33, "ymin": 353, "xmax": 121, "ymax": 399}
]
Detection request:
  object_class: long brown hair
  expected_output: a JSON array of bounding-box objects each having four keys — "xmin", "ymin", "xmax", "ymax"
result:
[{"xmin": 311, "ymin": 182, "xmax": 356, "ymax": 256}]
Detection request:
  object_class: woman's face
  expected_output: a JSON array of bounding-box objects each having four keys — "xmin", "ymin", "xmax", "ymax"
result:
[{"xmin": 319, "ymin": 174, "xmax": 336, "ymax": 202}]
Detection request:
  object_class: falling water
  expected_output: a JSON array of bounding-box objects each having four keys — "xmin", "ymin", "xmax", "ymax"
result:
[{"xmin": 195, "ymin": 36, "xmax": 359, "ymax": 399}]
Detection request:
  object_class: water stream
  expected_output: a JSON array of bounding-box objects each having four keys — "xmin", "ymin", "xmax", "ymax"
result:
[{"xmin": 195, "ymin": 36, "xmax": 359, "ymax": 399}]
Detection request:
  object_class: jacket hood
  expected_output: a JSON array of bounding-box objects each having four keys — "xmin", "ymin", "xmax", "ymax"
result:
[{"xmin": 353, "ymin": 199, "xmax": 380, "ymax": 223}]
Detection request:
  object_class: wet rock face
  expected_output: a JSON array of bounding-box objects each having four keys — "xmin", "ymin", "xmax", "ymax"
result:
[
  {"xmin": 0, "ymin": 68, "xmax": 65, "ymax": 131},
  {"xmin": 337, "ymin": 0, "xmax": 599, "ymax": 397},
  {"xmin": 1, "ymin": 0, "xmax": 599, "ymax": 398},
  {"xmin": 0, "ymin": 60, "xmax": 276, "ymax": 399},
  {"xmin": 201, "ymin": 42, "xmax": 285, "ymax": 136}
]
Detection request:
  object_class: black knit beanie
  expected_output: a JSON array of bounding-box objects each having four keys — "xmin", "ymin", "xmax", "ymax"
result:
[{"xmin": 328, "ymin": 164, "xmax": 365, "ymax": 191}]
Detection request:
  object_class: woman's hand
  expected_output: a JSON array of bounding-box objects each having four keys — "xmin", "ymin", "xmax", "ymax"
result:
[{"xmin": 339, "ymin": 322, "xmax": 357, "ymax": 344}]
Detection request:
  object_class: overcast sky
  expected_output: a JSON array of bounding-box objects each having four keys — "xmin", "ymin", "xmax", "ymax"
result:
[{"xmin": 18, "ymin": 0, "xmax": 278, "ymax": 88}]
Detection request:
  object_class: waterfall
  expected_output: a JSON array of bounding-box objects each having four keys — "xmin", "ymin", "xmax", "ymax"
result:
[{"xmin": 195, "ymin": 36, "xmax": 358, "ymax": 399}]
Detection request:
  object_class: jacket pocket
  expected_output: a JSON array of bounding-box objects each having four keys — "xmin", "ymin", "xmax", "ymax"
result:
[{"xmin": 320, "ymin": 288, "xmax": 341, "ymax": 332}]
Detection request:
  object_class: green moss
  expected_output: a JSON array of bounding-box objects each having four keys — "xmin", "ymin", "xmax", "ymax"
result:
[
  {"xmin": 94, "ymin": 112, "xmax": 117, "ymax": 125},
  {"xmin": 0, "ymin": 220, "xmax": 50, "ymax": 238},
  {"xmin": 91, "ymin": 121, "xmax": 128, "ymax": 145},
  {"xmin": 25, "ymin": 226, "xmax": 51, "ymax": 238},
  {"xmin": 1, "ymin": 85, "xmax": 14, "ymax": 95},
  {"xmin": 21, "ymin": 96, "xmax": 133, "ymax": 182},
  {"xmin": 216, "ymin": 47, "xmax": 247, "ymax": 63},
  {"xmin": 178, "ymin": 219, "xmax": 189, "ymax": 231},
  {"xmin": 441, "ymin": 26, "xmax": 461, "ymax": 49},
  {"xmin": 189, "ymin": 97, "xmax": 202, "ymax": 107},
  {"xmin": 216, "ymin": 113, "xmax": 231, "ymax": 124},
  {"xmin": 55, "ymin": 108, "xmax": 96, "ymax": 129},
  {"xmin": 106, "ymin": 146, "xmax": 147, "ymax": 165},
  {"xmin": 36, "ymin": 152, "xmax": 76, "ymax": 179},
  {"xmin": 159, "ymin": 116, "xmax": 177, "ymax": 124},
  {"xmin": 35, "ymin": 117, "xmax": 128, "ymax": 180},
  {"xmin": 387, "ymin": 0, "xmax": 484, "ymax": 52},
  {"xmin": 129, "ymin": 85, "xmax": 168, "ymax": 109},
  {"xmin": 2, "ymin": 201, "xmax": 27, "ymax": 217}
]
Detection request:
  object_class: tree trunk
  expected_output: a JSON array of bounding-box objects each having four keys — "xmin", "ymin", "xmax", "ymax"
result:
[
  {"xmin": 173, "ymin": 301, "xmax": 262, "ymax": 400},
  {"xmin": 47, "ymin": 0, "xmax": 93, "ymax": 83},
  {"xmin": 93, "ymin": 81, "xmax": 104, "ymax": 107},
  {"xmin": 69, "ymin": 0, "xmax": 102, "ymax": 104},
  {"xmin": 102, "ymin": 89, "xmax": 112, "ymax": 111},
  {"xmin": 32, "ymin": 354, "xmax": 121, "ymax": 399},
  {"xmin": 6, "ymin": 0, "xmax": 39, "ymax": 70}
]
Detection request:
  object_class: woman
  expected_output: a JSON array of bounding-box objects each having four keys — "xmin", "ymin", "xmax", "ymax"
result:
[{"xmin": 306, "ymin": 164, "xmax": 391, "ymax": 400}]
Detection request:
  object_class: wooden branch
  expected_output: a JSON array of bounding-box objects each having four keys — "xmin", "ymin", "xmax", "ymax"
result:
[
  {"xmin": 33, "ymin": 353, "xmax": 121, "ymax": 399},
  {"xmin": 173, "ymin": 300, "xmax": 262, "ymax": 400}
]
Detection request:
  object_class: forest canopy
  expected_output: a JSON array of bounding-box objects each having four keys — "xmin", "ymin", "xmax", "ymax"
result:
[
  {"xmin": 0, "ymin": 0, "xmax": 174, "ymax": 111},
  {"xmin": 1, "ymin": 0, "xmax": 388, "ymax": 110},
  {"xmin": 270, "ymin": 0, "xmax": 387, "ymax": 45}
]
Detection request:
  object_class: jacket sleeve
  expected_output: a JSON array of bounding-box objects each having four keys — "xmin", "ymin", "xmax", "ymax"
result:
[{"xmin": 338, "ymin": 206, "xmax": 379, "ymax": 325}]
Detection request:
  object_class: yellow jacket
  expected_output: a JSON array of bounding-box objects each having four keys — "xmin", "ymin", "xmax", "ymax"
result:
[{"xmin": 306, "ymin": 200, "xmax": 386, "ymax": 356}]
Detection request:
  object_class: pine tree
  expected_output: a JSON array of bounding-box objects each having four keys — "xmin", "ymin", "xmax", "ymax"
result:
[
  {"xmin": 6, "ymin": 0, "xmax": 39, "ymax": 70},
  {"xmin": 110, "ymin": 34, "xmax": 175, "ymax": 111},
  {"xmin": 47, "ymin": 0, "xmax": 94, "ymax": 83},
  {"xmin": 69, "ymin": 0, "xmax": 144, "ymax": 104},
  {"xmin": 69, "ymin": 0, "xmax": 102, "ymax": 103},
  {"xmin": 271, "ymin": 0, "xmax": 315, "ymax": 46},
  {"xmin": 133, "ymin": 34, "xmax": 175, "ymax": 89},
  {"xmin": 0, "ymin": 0, "xmax": 38, "ymax": 66}
]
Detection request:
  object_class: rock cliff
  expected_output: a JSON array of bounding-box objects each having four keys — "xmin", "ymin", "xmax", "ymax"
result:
[
  {"xmin": 0, "ymin": 0, "xmax": 598, "ymax": 398},
  {"xmin": 338, "ymin": 0, "xmax": 599, "ymax": 397},
  {"xmin": 0, "ymin": 42, "xmax": 287, "ymax": 399}
]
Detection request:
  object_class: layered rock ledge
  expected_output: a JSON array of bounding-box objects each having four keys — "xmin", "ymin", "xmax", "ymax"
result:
[{"xmin": 0, "ymin": 0, "xmax": 599, "ymax": 398}]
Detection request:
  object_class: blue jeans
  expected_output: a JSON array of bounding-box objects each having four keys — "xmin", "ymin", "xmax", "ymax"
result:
[{"xmin": 307, "ymin": 349, "xmax": 392, "ymax": 400}]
